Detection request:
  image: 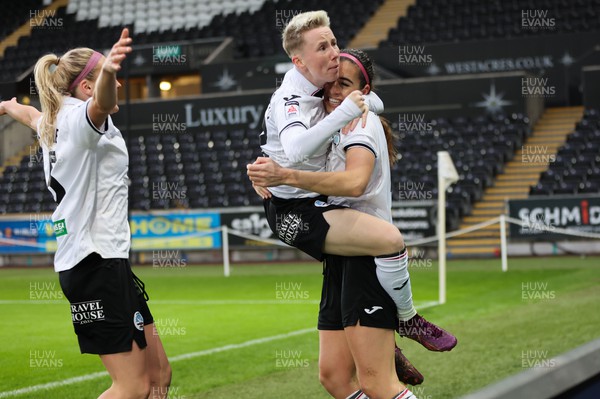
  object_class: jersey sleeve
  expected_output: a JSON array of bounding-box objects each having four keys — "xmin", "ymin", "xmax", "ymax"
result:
[
  {"xmin": 365, "ymin": 91, "xmax": 384, "ymax": 114},
  {"xmin": 341, "ymin": 113, "xmax": 379, "ymax": 158},
  {"xmin": 279, "ymin": 95, "xmax": 363, "ymax": 163},
  {"xmin": 66, "ymin": 98, "xmax": 108, "ymax": 148},
  {"xmin": 270, "ymin": 93, "xmax": 315, "ymax": 136}
]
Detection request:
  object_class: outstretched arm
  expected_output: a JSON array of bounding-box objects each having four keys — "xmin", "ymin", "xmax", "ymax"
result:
[
  {"xmin": 0, "ymin": 97, "xmax": 41, "ymax": 131},
  {"xmin": 88, "ymin": 28, "xmax": 132, "ymax": 128},
  {"xmin": 248, "ymin": 148, "xmax": 375, "ymax": 197}
]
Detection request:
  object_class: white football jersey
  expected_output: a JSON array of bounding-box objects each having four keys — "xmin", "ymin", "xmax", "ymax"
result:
[
  {"xmin": 39, "ymin": 97, "xmax": 130, "ymax": 272},
  {"xmin": 326, "ymin": 112, "xmax": 392, "ymax": 223},
  {"xmin": 260, "ymin": 67, "xmax": 330, "ymax": 199}
]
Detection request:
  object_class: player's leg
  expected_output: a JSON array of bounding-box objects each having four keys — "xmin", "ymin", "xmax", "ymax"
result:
[
  {"xmin": 58, "ymin": 255, "xmax": 156, "ymax": 399},
  {"xmin": 319, "ymin": 330, "xmax": 361, "ymax": 398},
  {"xmin": 323, "ymin": 209, "xmax": 457, "ymax": 352},
  {"xmin": 322, "ymin": 208, "xmax": 413, "ymax": 318},
  {"xmin": 345, "ymin": 323, "xmax": 417, "ymax": 399},
  {"xmin": 131, "ymin": 271, "xmax": 172, "ymax": 399},
  {"xmin": 341, "ymin": 255, "xmax": 424, "ymax": 389},
  {"xmin": 144, "ymin": 324, "xmax": 172, "ymax": 398},
  {"xmin": 322, "ymin": 208, "xmax": 417, "ymax": 325},
  {"xmin": 322, "ymin": 208, "xmax": 403, "ymax": 256},
  {"xmin": 98, "ymin": 341, "xmax": 150, "ymax": 399},
  {"xmin": 318, "ymin": 255, "xmax": 366, "ymax": 399},
  {"xmin": 269, "ymin": 198, "xmax": 416, "ymax": 329}
]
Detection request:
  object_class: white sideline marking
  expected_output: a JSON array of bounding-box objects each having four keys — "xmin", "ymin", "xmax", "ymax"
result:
[
  {"xmin": 0, "ymin": 300, "xmax": 441, "ymax": 307},
  {"xmin": 0, "ymin": 301, "xmax": 442, "ymax": 397},
  {"xmin": 0, "ymin": 328, "xmax": 315, "ymax": 398},
  {"xmin": 0, "ymin": 372, "xmax": 109, "ymax": 398},
  {"xmin": 417, "ymin": 301, "xmax": 441, "ymax": 310},
  {"xmin": 0, "ymin": 299, "xmax": 320, "ymax": 305}
]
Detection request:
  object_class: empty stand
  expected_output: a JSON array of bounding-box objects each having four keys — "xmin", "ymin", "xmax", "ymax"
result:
[
  {"xmin": 0, "ymin": 0, "xmax": 44, "ymax": 43},
  {"xmin": 530, "ymin": 107, "xmax": 600, "ymax": 196},
  {"xmin": 392, "ymin": 112, "xmax": 531, "ymax": 230},
  {"xmin": 0, "ymin": 0, "xmax": 383, "ymax": 82},
  {"xmin": 380, "ymin": 0, "xmax": 600, "ymax": 47}
]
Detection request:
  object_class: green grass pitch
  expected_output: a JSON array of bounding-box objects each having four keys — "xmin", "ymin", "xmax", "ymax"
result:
[{"xmin": 1, "ymin": 256, "xmax": 599, "ymax": 398}]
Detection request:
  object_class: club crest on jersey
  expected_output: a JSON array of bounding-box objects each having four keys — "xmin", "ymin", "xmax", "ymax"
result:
[
  {"xmin": 314, "ymin": 200, "xmax": 329, "ymax": 207},
  {"xmin": 332, "ymin": 133, "xmax": 341, "ymax": 146}
]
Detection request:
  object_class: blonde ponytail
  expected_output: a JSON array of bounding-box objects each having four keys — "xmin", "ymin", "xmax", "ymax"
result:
[
  {"xmin": 34, "ymin": 54, "xmax": 62, "ymax": 148},
  {"xmin": 33, "ymin": 48, "xmax": 98, "ymax": 148}
]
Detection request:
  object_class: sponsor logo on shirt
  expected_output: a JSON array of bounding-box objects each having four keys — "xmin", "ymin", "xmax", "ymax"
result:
[{"xmin": 53, "ymin": 219, "xmax": 67, "ymax": 237}]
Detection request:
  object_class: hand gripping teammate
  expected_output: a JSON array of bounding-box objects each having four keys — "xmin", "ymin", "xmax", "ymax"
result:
[
  {"xmin": 250, "ymin": 10, "xmax": 456, "ymax": 359},
  {"xmin": 0, "ymin": 28, "xmax": 171, "ymax": 399}
]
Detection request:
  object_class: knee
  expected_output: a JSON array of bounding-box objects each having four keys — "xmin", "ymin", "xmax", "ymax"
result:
[
  {"xmin": 381, "ymin": 226, "xmax": 404, "ymax": 254},
  {"xmin": 318, "ymin": 366, "xmax": 337, "ymax": 393},
  {"xmin": 132, "ymin": 376, "xmax": 151, "ymax": 399},
  {"xmin": 319, "ymin": 366, "xmax": 350, "ymax": 396},
  {"xmin": 116, "ymin": 373, "xmax": 150, "ymax": 399}
]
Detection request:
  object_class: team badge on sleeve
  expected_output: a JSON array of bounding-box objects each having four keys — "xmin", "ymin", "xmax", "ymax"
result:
[
  {"xmin": 285, "ymin": 102, "xmax": 300, "ymax": 119},
  {"xmin": 284, "ymin": 95, "xmax": 301, "ymax": 120}
]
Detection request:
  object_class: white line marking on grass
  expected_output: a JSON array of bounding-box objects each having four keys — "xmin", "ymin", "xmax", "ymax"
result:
[
  {"xmin": 0, "ymin": 300, "xmax": 65, "ymax": 305},
  {"xmin": 153, "ymin": 300, "xmax": 320, "ymax": 305},
  {"xmin": 417, "ymin": 301, "xmax": 441, "ymax": 310},
  {"xmin": 0, "ymin": 372, "xmax": 109, "ymax": 398},
  {"xmin": 0, "ymin": 300, "xmax": 440, "ymax": 307},
  {"xmin": 0, "ymin": 299, "xmax": 319, "ymax": 305},
  {"xmin": 171, "ymin": 327, "xmax": 314, "ymax": 362},
  {"xmin": 0, "ymin": 301, "xmax": 444, "ymax": 397},
  {"xmin": 0, "ymin": 328, "xmax": 315, "ymax": 398}
]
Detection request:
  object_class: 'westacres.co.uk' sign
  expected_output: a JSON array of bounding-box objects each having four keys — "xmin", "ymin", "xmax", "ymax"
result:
[{"xmin": 371, "ymin": 32, "xmax": 600, "ymax": 106}]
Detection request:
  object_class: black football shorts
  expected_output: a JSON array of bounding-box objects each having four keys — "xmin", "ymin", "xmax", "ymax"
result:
[
  {"xmin": 264, "ymin": 195, "xmax": 346, "ymax": 261},
  {"xmin": 58, "ymin": 252, "xmax": 153, "ymax": 355},
  {"xmin": 318, "ymin": 255, "xmax": 397, "ymax": 330}
]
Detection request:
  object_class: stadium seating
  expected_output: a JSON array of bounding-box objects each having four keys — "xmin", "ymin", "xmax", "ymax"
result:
[
  {"xmin": 391, "ymin": 112, "xmax": 530, "ymax": 229},
  {"xmin": 126, "ymin": 128, "xmax": 263, "ymax": 210},
  {"xmin": 1, "ymin": 0, "xmax": 597, "ymax": 222},
  {"xmin": 529, "ymin": 107, "xmax": 600, "ymax": 196},
  {"xmin": 0, "ymin": 111, "xmax": 531, "ymax": 222},
  {"xmin": 0, "ymin": 0, "xmax": 44, "ymax": 42},
  {"xmin": 0, "ymin": 0, "xmax": 383, "ymax": 82},
  {"xmin": 380, "ymin": 0, "xmax": 600, "ymax": 47}
]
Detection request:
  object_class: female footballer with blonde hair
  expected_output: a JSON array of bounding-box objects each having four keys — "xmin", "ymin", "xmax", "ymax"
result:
[{"xmin": 0, "ymin": 28, "xmax": 171, "ymax": 399}]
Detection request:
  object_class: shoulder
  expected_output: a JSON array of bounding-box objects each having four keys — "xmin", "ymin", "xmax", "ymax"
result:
[
  {"xmin": 270, "ymin": 89, "xmax": 321, "ymax": 121},
  {"xmin": 365, "ymin": 111, "xmax": 383, "ymax": 127},
  {"xmin": 58, "ymin": 97, "xmax": 86, "ymax": 122},
  {"xmin": 346, "ymin": 112, "xmax": 383, "ymax": 138}
]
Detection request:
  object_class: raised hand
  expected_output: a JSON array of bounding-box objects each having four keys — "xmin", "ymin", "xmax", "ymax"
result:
[
  {"xmin": 102, "ymin": 28, "xmax": 132, "ymax": 74},
  {"xmin": 0, "ymin": 97, "xmax": 17, "ymax": 115}
]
